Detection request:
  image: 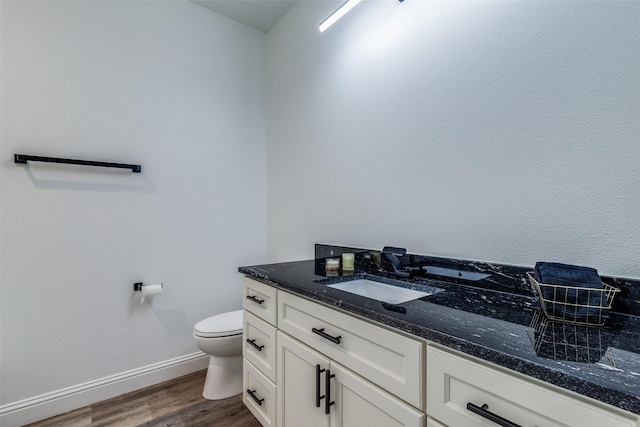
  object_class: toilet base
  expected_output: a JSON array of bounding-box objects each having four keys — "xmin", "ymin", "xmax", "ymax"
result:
[{"xmin": 202, "ymin": 354, "xmax": 243, "ymax": 400}]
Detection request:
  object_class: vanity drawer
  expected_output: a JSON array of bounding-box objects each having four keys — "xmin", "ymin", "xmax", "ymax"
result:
[
  {"xmin": 244, "ymin": 310, "xmax": 277, "ymax": 383},
  {"xmin": 426, "ymin": 417, "xmax": 447, "ymax": 427},
  {"xmin": 243, "ymin": 277, "xmax": 277, "ymax": 326},
  {"xmin": 278, "ymin": 290, "xmax": 424, "ymax": 409},
  {"xmin": 243, "ymin": 359, "xmax": 277, "ymax": 427},
  {"xmin": 427, "ymin": 346, "xmax": 637, "ymax": 427}
]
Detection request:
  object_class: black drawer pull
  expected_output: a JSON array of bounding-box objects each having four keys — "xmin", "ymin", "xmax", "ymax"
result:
[
  {"xmin": 246, "ymin": 339, "xmax": 264, "ymax": 352},
  {"xmin": 467, "ymin": 403, "xmax": 522, "ymax": 427},
  {"xmin": 247, "ymin": 389, "xmax": 264, "ymax": 406},
  {"xmin": 246, "ymin": 295, "xmax": 264, "ymax": 305},
  {"xmin": 325, "ymin": 369, "xmax": 335, "ymax": 415},
  {"xmin": 316, "ymin": 364, "xmax": 326, "ymax": 408},
  {"xmin": 312, "ymin": 327, "xmax": 342, "ymax": 345}
]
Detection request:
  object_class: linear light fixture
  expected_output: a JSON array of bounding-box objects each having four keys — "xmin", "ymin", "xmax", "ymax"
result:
[
  {"xmin": 319, "ymin": 0, "xmax": 405, "ymax": 33},
  {"xmin": 319, "ymin": 0, "xmax": 362, "ymax": 32}
]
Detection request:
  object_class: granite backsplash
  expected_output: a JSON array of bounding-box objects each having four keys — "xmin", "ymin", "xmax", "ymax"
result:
[{"xmin": 314, "ymin": 243, "xmax": 640, "ymax": 317}]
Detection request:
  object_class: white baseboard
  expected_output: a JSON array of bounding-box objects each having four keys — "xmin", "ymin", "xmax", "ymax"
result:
[{"xmin": 0, "ymin": 352, "xmax": 209, "ymax": 427}]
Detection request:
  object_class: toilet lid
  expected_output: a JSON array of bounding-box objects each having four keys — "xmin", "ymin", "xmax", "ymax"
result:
[{"xmin": 194, "ymin": 309, "xmax": 243, "ymax": 338}]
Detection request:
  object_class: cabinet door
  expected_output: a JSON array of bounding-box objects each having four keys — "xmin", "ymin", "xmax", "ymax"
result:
[
  {"xmin": 330, "ymin": 362, "xmax": 425, "ymax": 427},
  {"xmin": 277, "ymin": 331, "xmax": 330, "ymax": 427}
]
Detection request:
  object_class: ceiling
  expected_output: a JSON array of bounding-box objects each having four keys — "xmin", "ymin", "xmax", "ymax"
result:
[{"xmin": 190, "ymin": 0, "xmax": 298, "ymax": 33}]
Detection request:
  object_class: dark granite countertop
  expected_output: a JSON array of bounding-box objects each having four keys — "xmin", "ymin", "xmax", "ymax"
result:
[{"xmin": 238, "ymin": 246, "xmax": 640, "ymax": 415}]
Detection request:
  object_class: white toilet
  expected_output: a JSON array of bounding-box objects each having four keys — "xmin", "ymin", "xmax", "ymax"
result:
[{"xmin": 193, "ymin": 309, "xmax": 243, "ymax": 400}]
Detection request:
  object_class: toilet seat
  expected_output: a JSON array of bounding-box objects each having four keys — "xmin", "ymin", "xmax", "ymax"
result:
[{"xmin": 194, "ymin": 309, "xmax": 243, "ymax": 338}]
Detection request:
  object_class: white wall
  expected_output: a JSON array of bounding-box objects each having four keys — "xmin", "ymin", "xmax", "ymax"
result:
[
  {"xmin": 1, "ymin": 0, "xmax": 266, "ymax": 410},
  {"xmin": 267, "ymin": 0, "xmax": 640, "ymax": 278}
]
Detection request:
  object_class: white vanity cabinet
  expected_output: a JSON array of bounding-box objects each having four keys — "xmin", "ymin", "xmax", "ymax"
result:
[
  {"xmin": 426, "ymin": 345, "xmax": 639, "ymax": 427},
  {"xmin": 277, "ymin": 328, "xmax": 424, "ymax": 427},
  {"xmin": 242, "ymin": 276, "xmax": 639, "ymax": 427},
  {"xmin": 242, "ymin": 277, "xmax": 425, "ymax": 427},
  {"xmin": 243, "ymin": 277, "xmax": 278, "ymax": 427}
]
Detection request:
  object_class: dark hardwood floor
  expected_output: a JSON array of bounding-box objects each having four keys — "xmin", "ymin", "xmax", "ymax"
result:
[{"xmin": 25, "ymin": 370, "xmax": 262, "ymax": 427}]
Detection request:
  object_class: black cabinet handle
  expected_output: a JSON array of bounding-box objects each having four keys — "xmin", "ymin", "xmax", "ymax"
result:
[
  {"xmin": 312, "ymin": 327, "xmax": 342, "ymax": 345},
  {"xmin": 316, "ymin": 364, "xmax": 326, "ymax": 408},
  {"xmin": 247, "ymin": 389, "xmax": 264, "ymax": 406},
  {"xmin": 246, "ymin": 339, "xmax": 264, "ymax": 352},
  {"xmin": 246, "ymin": 295, "xmax": 264, "ymax": 305},
  {"xmin": 325, "ymin": 369, "xmax": 335, "ymax": 415},
  {"xmin": 466, "ymin": 403, "xmax": 521, "ymax": 427}
]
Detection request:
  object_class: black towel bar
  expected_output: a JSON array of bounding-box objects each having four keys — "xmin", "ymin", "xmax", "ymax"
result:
[{"xmin": 14, "ymin": 154, "xmax": 141, "ymax": 173}]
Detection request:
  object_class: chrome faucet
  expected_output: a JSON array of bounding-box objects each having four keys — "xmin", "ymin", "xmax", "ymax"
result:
[{"xmin": 381, "ymin": 246, "xmax": 410, "ymax": 278}]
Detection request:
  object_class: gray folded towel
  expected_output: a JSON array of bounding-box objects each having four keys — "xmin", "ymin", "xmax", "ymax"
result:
[
  {"xmin": 534, "ymin": 262, "xmax": 601, "ymax": 287},
  {"xmin": 533, "ymin": 262, "xmax": 605, "ymax": 320}
]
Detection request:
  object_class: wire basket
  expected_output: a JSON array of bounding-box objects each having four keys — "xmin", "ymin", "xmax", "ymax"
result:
[
  {"xmin": 527, "ymin": 310, "xmax": 615, "ymax": 365},
  {"xmin": 526, "ymin": 272, "xmax": 620, "ymax": 326}
]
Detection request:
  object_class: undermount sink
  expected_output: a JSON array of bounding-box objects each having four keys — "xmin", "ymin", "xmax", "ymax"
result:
[{"xmin": 317, "ymin": 274, "xmax": 443, "ymax": 304}]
